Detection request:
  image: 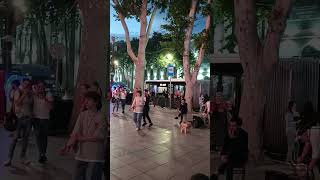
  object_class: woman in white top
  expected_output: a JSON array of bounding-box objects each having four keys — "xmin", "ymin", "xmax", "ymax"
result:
[
  {"xmin": 60, "ymin": 91, "xmax": 106, "ymax": 180},
  {"xmin": 130, "ymin": 90, "xmax": 144, "ymax": 131}
]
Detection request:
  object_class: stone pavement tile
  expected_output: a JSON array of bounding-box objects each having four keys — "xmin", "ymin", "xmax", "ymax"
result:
[
  {"xmin": 147, "ymin": 151, "xmax": 174, "ymax": 165},
  {"xmin": 111, "ymin": 147, "xmax": 132, "ymax": 158},
  {"xmin": 116, "ymin": 154, "xmax": 144, "ymax": 164},
  {"xmin": 111, "ymin": 157, "xmax": 127, "ymax": 170},
  {"xmin": 147, "ymin": 145, "xmax": 169, "ymax": 153},
  {"xmin": 129, "ymin": 158, "xmax": 161, "ymax": 172},
  {"xmin": 129, "ymin": 173, "xmax": 154, "ymax": 180},
  {"xmin": 131, "ymin": 148, "xmax": 159, "ymax": 159},
  {"xmin": 110, "ymin": 173, "xmax": 121, "ymax": 180},
  {"xmin": 111, "ymin": 165, "xmax": 143, "ymax": 180},
  {"xmin": 145, "ymin": 164, "xmax": 176, "ymax": 180}
]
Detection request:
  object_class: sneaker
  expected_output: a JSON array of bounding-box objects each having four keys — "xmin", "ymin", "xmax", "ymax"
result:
[
  {"xmin": 149, "ymin": 123, "xmax": 153, "ymax": 127},
  {"xmin": 142, "ymin": 122, "xmax": 147, "ymax": 127},
  {"xmin": 122, "ymin": 111, "xmax": 124, "ymax": 113},
  {"xmin": 3, "ymin": 160, "xmax": 11, "ymax": 167},
  {"xmin": 136, "ymin": 128, "xmax": 139, "ymax": 131},
  {"xmin": 174, "ymin": 117, "xmax": 178, "ymax": 119}
]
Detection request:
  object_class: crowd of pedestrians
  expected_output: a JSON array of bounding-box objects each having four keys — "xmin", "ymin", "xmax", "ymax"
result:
[
  {"xmin": 4, "ymin": 79, "xmax": 53, "ymax": 166},
  {"xmin": 3, "ymin": 79, "xmax": 106, "ymax": 180}
]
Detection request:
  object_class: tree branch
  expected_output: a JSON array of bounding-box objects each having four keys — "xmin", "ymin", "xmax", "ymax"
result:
[
  {"xmin": 234, "ymin": 0, "xmax": 261, "ymax": 71},
  {"xmin": 146, "ymin": 5, "xmax": 158, "ymax": 45},
  {"xmin": 113, "ymin": 0, "xmax": 138, "ymax": 62},
  {"xmin": 191, "ymin": 0, "xmax": 212, "ymax": 83},
  {"xmin": 183, "ymin": 0, "xmax": 198, "ymax": 82},
  {"xmin": 263, "ymin": 0, "xmax": 292, "ymax": 69}
]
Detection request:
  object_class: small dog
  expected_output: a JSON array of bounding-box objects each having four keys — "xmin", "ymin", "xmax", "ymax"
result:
[{"xmin": 180, "ymin": 121, "xmax": 191, "ymax": 134}]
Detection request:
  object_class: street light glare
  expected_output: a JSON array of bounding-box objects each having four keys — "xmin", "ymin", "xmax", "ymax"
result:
[
  {"xmin": 114, "ymin": 60, "xmax": 119, "ymax": 66},
  {"xmin": 166, "ymin": 53, "xmax": 173, "ymax": 61}
]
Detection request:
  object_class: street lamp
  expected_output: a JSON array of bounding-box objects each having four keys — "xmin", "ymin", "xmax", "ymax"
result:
[
  {"xmin": 114, "ymin": 60, "xmax": 119, "ymax": 66},
  {"xmin": 166, "ymin": 53, "xmax": 173, "ymax": 61}
]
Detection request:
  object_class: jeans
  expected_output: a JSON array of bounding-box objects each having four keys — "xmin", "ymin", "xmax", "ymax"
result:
[
  {"xmin": 286, "ymin": 128, "xmax": 296, "ymax": 161},
  {"xmin": 8, "ymin": 117, "xmax": 32, "ymax": 160},
  {"xmin": 74, "ymin": 161, "xmax": 104, "ymax": 180},
  {"xmin": 33, "ymin": 118, "xmax": 49, "ymax": 157},
  {"xmin": 133, "ymin": 113, "xmax": 143, "ymax": 129},
  {"xmin": 120, "ymin": 99, "xmax": 126, "ymax": 112},
  {"xmin": 143, "ymin": 107, "xmax": 152, "ymax": 124},
  {"xmin": 113, "ymin": 99, "xmax": 119, "ymax": 112}
]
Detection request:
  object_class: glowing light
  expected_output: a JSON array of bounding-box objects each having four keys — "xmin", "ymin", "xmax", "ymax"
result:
[
  {"xmin": 166, "ymin": 53, "xmax": 173, "ymax": 61},
  {"xmin": 114, "ymin": 60, "xmax": 119, "ymax": 66}
]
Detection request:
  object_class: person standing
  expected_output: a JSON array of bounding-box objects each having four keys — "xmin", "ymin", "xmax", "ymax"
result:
[
  {"xmin": 4, "ymin": 79, "xmax": 33, "ymax": 166},
  {"xmin": 176, "ymin": 99, "xmax": 188, "ymax": 125},
  {"xmin": 130, "ymin": 90, "xmax": 144, "ymax": 131},
  {"xmin": 7, "ymin": 80, "xmax": 20, "ymax": 113},
  {"xmin": 142, "ymin": 89, "xmax": 153, "ymax": 127},
  {"xmin": 112, "ymin": 87, "xmax": 120, "ymax": 113},
  {"xmin": 33, "ymin": 81, "xmax": 53, "ymax": 164},
  {"xmin": 119, "ymin": 87, "xmax": 127, "ymax": 113},
  {"xmin": 285, "ymin": 101, "xmax": 300, "ymax": 162},
  {"xmin": 60, "ymin": 91, "xmax": 106, "ymax": 180}
]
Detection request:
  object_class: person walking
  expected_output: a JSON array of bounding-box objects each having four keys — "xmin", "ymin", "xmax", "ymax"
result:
[
  {"xmin": 112, "ymin": 87, "xmax": 120, "ymax": 113},
  {"xmin": 142, "ymin": 89, "xmax": 153, "ymax": 127},
  {"xmin": 60, "ymin": 91, "xmax": 106, "ymax": 180},
  {"xmin": 33, "ymin": 81, "xmax": 53, "ymax": 164},
  {"xmin": 285, "ymin": 101, "xmax": 300, "ymax": 162},
  {"xmin": 130, "ymin": 90, "xmax": 144, "ymax": 131},
  {"xmin": 4, "ymin": 79, "xmax": 33, "ymax": 166},
  {"xmin": 119, "ymin": 87, "xmax": 127, "ymax": 113}
]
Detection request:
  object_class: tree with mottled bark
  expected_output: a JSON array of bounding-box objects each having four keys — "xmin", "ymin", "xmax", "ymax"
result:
[
  {"xmin": 233, "ymin": 0, "xmax": 292, "ymax": 159},
  {"xmin": 162, "ymin": 0, "xmax": 212, "ymax": 111},
  {"xmin": 69, "ymin": 0, "xmax": 108, "ymax": 131},
  {"xmin": 112, "ymin": 0, "xmax": 160, "ymax": 91}
]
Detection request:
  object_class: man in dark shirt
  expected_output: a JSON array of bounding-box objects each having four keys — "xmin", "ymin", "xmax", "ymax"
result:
[{"xmin": 217, "ymin": 117, "xmax": 248, "ymax": 180}]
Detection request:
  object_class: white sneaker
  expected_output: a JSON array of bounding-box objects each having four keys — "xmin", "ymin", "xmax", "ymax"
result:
[{"xmin": 136, "ymin": 128, "xmax": 140, "ymax": 131}]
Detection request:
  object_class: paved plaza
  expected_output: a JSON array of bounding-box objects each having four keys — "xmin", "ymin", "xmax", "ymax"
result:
[
  {"xmin": 0, "ymin": 128, "xmax": 75, "ymax": 180},
  {"xmin": 110, "ymin": 106, "xmax": 210, "ymax": 180}
]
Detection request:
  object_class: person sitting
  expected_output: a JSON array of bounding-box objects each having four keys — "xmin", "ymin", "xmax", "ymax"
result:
[{"xmin": 216, "ymin": 117, "xmax": 248, "ymax": 180}]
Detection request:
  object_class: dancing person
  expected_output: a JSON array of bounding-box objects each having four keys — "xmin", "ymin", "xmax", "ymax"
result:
[
  {"xmin": 130, "ymin": 90, "xmax": 144, "ymax": 131},
  {"xmin": 142, "ymin": 89, "xmax": 153, "ymax": 127},
  {"xmin": 60, "ymin": 91, "xmax": 106, "ymax": 180},
  {"xmin": 119, "ymin": 87, "xmax": 127, "ymax": 113},
  {"xmin": 33, "ymin": 81, "xmax": 53, "ymax": 164},
  {"xmin": 4, "ymin": 79, "xmax": 33, "ymax": 166},
  {"xmin": 285, "ymin": 101, "xmax": 300, "ymax": 162},
  {"xmin": 175, "ymin": 99, "xmax": 188, "ymax": 125}
]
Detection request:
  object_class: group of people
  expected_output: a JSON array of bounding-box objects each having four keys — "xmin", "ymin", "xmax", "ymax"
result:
[
  {"xmin": 3, "ymin": 79, "xmax": 107, "ymax": 180},
  {"xmin": 285, "ymin": 101, "xmax": 320, "ymax": 175},
  {"xmin": 111, "ymin": 86, "xmax": 127, "ymax": 113},
  {"xmin": 4, "ymin": 78, "xmax": 53, "ymax": 166},
  {"xmin": 112, "ymin": 87, "xmax": 153, "ymax": 131}
]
